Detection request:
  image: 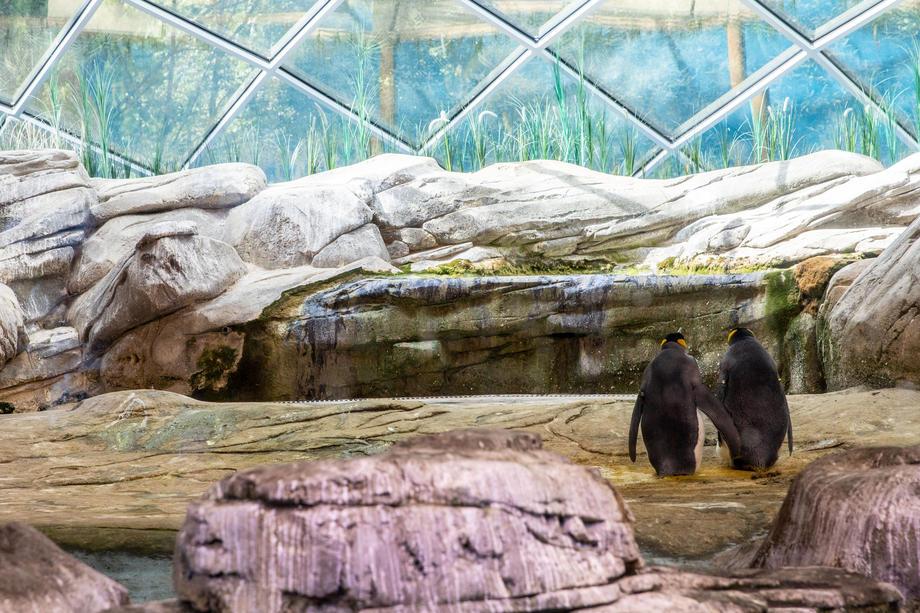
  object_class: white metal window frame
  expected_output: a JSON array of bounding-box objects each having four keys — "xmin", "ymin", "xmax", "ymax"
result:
[{"xmin": 0, "ymin": 0, "xmax": 915, "ymax": 177}]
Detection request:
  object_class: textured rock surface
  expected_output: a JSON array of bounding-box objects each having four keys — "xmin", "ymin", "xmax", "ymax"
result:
[
  {"xmin": 0, "ymin": 522, "xmax": 129, "ymax": 613},
  {"xmin": 233, "ymin": 272, "xmax": 793, "ymax": 400},
  {"xmin": 175, "ymin": 429, "xmax": 641, "ymax": 612},
  {"xmin": 69, "ymin": 209, "xmax": 230, "ymax": 294},
  {"xmin": 98, "ymin": 257, "xmax": 397, "ymax": 396},
  {"xmin": 104, "ymin": 567, "xmax": 902, "ymax": 612},
  {"xmin": 0, "ymin": 149, "xmax": 917, "ymax": 407},
  {"xmin": 822, "ymin": 212, "xmax": 920, "ymax": 389},
  {"xmin": 69, "ymin": 234, "xmax": 246, "ymax": 352},
  {"xmin": 0, "ymin": 283, "xmax": 23, "ymax": 368},
  {"xmin": 0, "ymin": 387, "xmax": 917, "ymax": 560},
  {"xmin": 226, "ymin": 182, "xmax": 373, "ymax": 268},
  {"xmin": 91, "ymin": 163, "xmax": 265, "ymax": 221},
  {"xmin": 741, "ymin": 445, "xmax": 920, "ymax": 601}
]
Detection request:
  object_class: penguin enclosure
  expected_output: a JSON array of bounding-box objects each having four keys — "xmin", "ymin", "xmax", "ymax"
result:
[{"xmin": 1, "ymin": 1, "xmax": 919, "ymax": 611}]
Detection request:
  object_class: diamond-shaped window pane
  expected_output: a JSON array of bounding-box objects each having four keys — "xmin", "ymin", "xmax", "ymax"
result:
[
  {"xmin": 759, "ymin": 0, "xmax": 884, "ymax": 40},
  {"xmin": 195, "ymin": 76, "xmax": 389, "ymax": 182},
  {"xmin": 431, "ymin": 57, "xmax": 657, "ymax": 175},
  {"xmin": 147, "ymin": 0, "xmax": 323, "ymax": 58},
  {"xmin": 825, "ymin": 5, "xmax": 920, "ymax": 139},
  {"xmin": 670, "ymin": 59, "xmax": 902, "ymax": 172},
  {"xmin": 25, "ymin": 0, "xmax": 256, "ymax": 173},
  {"xmin": 471, "ymin": 0, "xmax": 584, "ymax": 38},
  {"xmin": 283, "ymin": 0, "xmax": 520, "ymax": 147},
  {"xmin": 0, "ymin": 0, "xmax": 80, "ymax": 104},
  {"xmin": 551, "ymin": 0, "xmax": 791, "ymax": 137}
]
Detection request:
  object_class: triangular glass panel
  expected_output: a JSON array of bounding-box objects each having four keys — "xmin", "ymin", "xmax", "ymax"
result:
[
  {"xmin": 825, "ymin": 4, "xmax": 920, "ymax": 143},
  {"xmin": 758, "ymin": 0, "xmax": 885, "ymax": 41},
  {"xmin": 469, "ymin": 0, "xmax": 585, "ymax": 39},
  {"xmin": 553, "ymin": 0, "xmax": 790, "ymax": 137},
  {"xmin": 24, "ymin": 0, "xmax": 256, "ymax": 175},
  {"xmin": 0, "ymin": 0, "xmax": 81, "ymax": 104},
  {"xmin": 282, "ymin": 0, "xmax": 520, "ymax": 147},
  {"xmin": 550, "ymin": 0, "xmax": 792, "ymax": 138},
  {"xmin": 674, "ymin": 59, "xmax": 903, "ymax": 170},
  {"xmin": 146, "ymin": 0, "xmax": 324, "ymax": 58},
  {"xmin": 195, "ymin": 75, "xmax": 395, "ymax": 182},
  {"xmin": 429, "ymin": 56, "xmax": 658, "ymax": 175}
]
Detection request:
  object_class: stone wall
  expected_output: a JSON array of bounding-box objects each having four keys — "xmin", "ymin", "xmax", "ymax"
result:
[{"xmin": 0, "ymin": 149, "xmax": 917, "ymax": 408}]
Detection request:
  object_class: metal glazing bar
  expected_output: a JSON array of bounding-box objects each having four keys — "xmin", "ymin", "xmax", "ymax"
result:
[
  {"xmin": 11, "ymin": 0, "xmax": 104, "ymax": 115},
  {"xmin": 636, "ymin": 148, "xmax": 669, "ymax": 178},
  {"xmin": 183, "ymin": 72, "xmax": 268, "ymax": 168},
  {"xmin": 122, "ymin": 0, "xmax": 270, "ymax": 69},
  {"xmin": 813, "ymin": 53, "xmax": 919, "ymax": 150},
  {"xmin": 669, "ymin": 49, "xmax": 808, "ymax": 152},
  {"xmin": 10, "ymin": 0, "xmax": 95, "ymax": 106},
  {"xmin": 447, "ymin": 0, "xmax": 673, "ymax": 153},
  {"xmin": 276, "ymin": 69, "xmax": 415, "ymax": 153},
  {"xmin": 269, "ymin": 0, "xmax": 345, "ymax": 68},
  {"xmin": 418, "ymin": 48, "xmax": 532, "ymax": 155},
  {"xmin": 740, "ymin": 0, "xmax": 917, "ymax": 149},
  {"xmin": 185, "ymin": 0, "xmax": 348, "ymax": 168}
]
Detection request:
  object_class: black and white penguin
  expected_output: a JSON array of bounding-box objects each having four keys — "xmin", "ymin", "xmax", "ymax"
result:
[
  {"xmin": 629, "ymin": 332, "xmax": 742, "ymax": 476},
  {"xmin": 716, "ymin": 327, "xmax": 793, "ymax": 470}
]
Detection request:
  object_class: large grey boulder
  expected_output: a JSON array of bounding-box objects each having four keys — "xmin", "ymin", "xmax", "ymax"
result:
[
  {"xmin": 821, "ymin": 214, "xmax": 920, "ymax": 389},
  {"xmin": 174, "ymin": 429, "xmax": 642, "ymax": 612},
  {"xmin": 226, "ymin": 182, "xmax": 374, "ymax": 268},
  {"xmin": 744, "ymin": 445, "xmax": 920, "ymax": 601},
  {"xmin": 98, "ymin": 257, "xmax": 398, "ymax": 395},
  {"xmin": 311, "ymin": 223, "xmax": 390, "ymax": 268},
  {"xmin": 91, "ymin": 163, "xmax": 265, "ymax": 222},
  {"xmin": 69, "ymin": 209, "xmax": 230, "ymax": 294},
  {"xmin": 0, "ymin": 522, "xmax": 129, "ymax": 613},
  {"xmin": 0, "ymin": 283, "xmax": 23, "ymax": 368},
  {"xmin": 69, "ymin": 232, "xmax": 246, "ymax": 351}
]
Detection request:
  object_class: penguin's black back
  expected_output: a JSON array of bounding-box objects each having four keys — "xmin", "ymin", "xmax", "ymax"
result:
[
  {"xmin": 638, "ymin": 347, "xmax": 702, "ymax": 476},
  {"xmin": 719, "ymin": 336, "xmax": 789, "ymax": 469}
]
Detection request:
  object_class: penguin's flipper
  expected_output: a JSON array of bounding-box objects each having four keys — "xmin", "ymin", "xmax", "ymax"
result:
[
  {"xmin": 784, "ymin": 395, "xmax": 794, "ymax": 455},
  {"xmin": 693, "ymin": 382, "xmax": 742, "ymax": 460},
  {"xmin": 628, "ymin": 391, "xmax": 643, "ymax": 463}
]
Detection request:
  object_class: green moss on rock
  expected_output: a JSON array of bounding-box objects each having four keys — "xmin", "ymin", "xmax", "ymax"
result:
[
  {"xmin": 765, "ymin": 269, "xmax": 802, "ymax": 341},
  {"xmin": 190, "ymin": 346, "xmax": 239, "ymax": 392}
]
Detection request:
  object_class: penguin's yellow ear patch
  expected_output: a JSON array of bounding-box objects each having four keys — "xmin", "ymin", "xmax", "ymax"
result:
[
  {"xmin": 659, "ymin": 338, "xmax": 667, "ymax": 347},
  {"xmin": 727, "ymin": 329, "xmax": 738, "ymax": 343},
  {"xmin": 677, "ymin": 338, "xmax": 688, "ymax": 348}
]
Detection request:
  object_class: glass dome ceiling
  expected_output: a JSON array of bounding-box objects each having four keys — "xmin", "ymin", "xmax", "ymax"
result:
[{"xmin": 0, "ymin": 0, "xmax": 917, "ymax": 181}]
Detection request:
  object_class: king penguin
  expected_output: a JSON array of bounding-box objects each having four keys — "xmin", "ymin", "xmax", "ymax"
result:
[
  {"xmin": 716, "ymin": 327, "xmax": 793, "ymax": 470},
  {"xmin": 629, "ymin": 332, "xmax": 742, "ymax": 476}
]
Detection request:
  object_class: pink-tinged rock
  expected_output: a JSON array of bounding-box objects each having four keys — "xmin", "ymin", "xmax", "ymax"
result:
[
  {"xmin": 747, "ymin": 445, "xmax": 920, "ymax": 601},
  {"xmin": 0, "ymin": 522, "xmax": 129, "ymax": 612},
  {"xmin": 174, "ymin": 429, "xmax": 641, "ymax": 612}
]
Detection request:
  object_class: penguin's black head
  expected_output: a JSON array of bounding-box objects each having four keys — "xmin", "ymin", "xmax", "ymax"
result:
[
  {"xmin": 728, "ymin": 327, "xmax": 754, "ymax": 345},
  {"xmin": 660, "ymin": 332, "xmax": 687, "ymax": 350}
]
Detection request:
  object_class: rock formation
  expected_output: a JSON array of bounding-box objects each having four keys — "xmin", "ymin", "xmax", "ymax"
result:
[
  {"xmin": 0, "ymin": 148, "xmax": 918, "ymax": 408},
  {"xmin": 744, "ymin": 445, "xmax": 920, "ymax": 601},
  {"xmin": 0, "ymin": 522, "xmax": 129, "ymax": 612},
  {"xmin": 174, "ymin": 429, "xmax": 642, "ymax": 611},
  {"xmin": 170, "ymin": 429, "xmax": 903, "ymax": 612},
  {"xmin": 821, "ymin": 211, "xmax": 920, "ymax": 389}
]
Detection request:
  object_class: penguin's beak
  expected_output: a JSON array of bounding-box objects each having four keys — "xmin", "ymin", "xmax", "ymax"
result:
[{"xmin": 677, "ymin": 339, "xmax": 687, "ymax": 348}]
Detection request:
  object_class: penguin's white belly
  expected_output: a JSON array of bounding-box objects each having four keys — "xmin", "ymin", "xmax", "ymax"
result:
[{"xmin": 694, "ymin": 410, "xmax": 704, "ymax": 470}]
